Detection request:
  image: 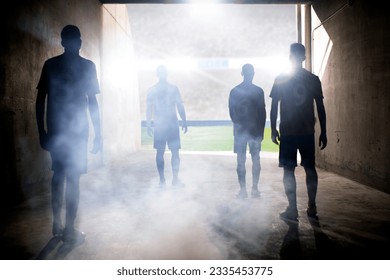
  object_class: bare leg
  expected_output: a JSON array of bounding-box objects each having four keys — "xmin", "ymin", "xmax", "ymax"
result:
[
  {"xmin": 51, "ymin": 171, "xmax": 65, "ymax": 236},
  {"xmin": 236, "ymin": 152, "xmax": 246, "ymax": 190},
  {"xmin": 64, "ymin": 173, "xmax": 80, "ymax": 233},
  {"xmin": 235, "ymin": 152, "xmax": 248, "ymax": 198},
  {"xmin": 279, "ymin": 167, "xmax": 299, "ymax": 220},
  {"xmin": 283, "ymin": 167, "xmax": 297, "ymax": 211},
  {"xmin": 156, "ymin": 148, "xmax": 165, "ymax": 185},
  {"xmin": 251, "ymin": 152, "xmax": 260, "ymax": 190},
  {"xmin": 304, "ymin": 167, "xmax": 318, "ymax": 207},
  {"xmin": 62, "ymin": 172, "xmax": 86, "ymax": 243},
  {"xmin": 171, "ymin": 149, "xmax": 181, "ymax": 185},
  {"xmin": 250, "ymin": 151, "xmax": 261, "ymax": 197}
]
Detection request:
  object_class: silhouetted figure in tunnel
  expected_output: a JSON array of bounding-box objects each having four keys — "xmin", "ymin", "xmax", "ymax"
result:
[
  {"xmin": 146, "ymin": 65, "xmax": 188, "ymax": 187},
  {"xmin": 229, "ymin": 64, "xmax": 266, "ymax": 199},
  {"xmin": 270, "ymin": 43, "xmax": 327, "ymax": 221},
  {"xmin": 36, "ymin": 25, "xmax": 102, "ymax": 243}
]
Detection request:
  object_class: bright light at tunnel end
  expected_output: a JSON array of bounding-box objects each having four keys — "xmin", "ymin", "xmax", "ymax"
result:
[
  {"xmin": 187, "ymin": 0, "xmax": 222, "ymax": 4},
  {"xmin": 135, "ymin": 56, "xmax": 290, "ymax": 75}
]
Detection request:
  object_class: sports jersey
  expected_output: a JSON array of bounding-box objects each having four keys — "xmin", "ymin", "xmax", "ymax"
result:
[
  {"xmin": 229, "ymin": 82, "xmax": 266, "ymax": 139},
  {"xmin": 146, "ymin": 81, "xmax": 183, "ymax": 129},
  {"xmin": 270, "ymin": 68, "xmax": 323, "ymax": 136}
]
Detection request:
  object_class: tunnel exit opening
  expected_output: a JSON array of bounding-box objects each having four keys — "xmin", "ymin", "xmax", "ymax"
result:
[{"xmin": 123, "ymin": 3, "xmax": 300, "ymax": 153}]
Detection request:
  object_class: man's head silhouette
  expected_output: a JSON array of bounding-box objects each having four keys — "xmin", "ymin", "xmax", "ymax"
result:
[
  {"xmin": 289, "ymin": 43, "xmax": 306, "ymax": 64},
  {"xmin": 61, "ymin": 25, "xmax": 82, "ymax": 53}
]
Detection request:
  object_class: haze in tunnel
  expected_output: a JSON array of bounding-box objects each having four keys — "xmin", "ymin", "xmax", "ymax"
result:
[{"xmin": 52, "ymin": 5, "xmax": 298, "ymax": 260}]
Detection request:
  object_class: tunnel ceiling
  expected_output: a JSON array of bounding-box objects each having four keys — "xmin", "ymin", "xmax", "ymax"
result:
[{"xmin": 99, "ymin": 1, "xmax": 313, "ymax": 4}]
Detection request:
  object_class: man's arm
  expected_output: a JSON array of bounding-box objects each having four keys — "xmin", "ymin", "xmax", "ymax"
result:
[
  {"xmin": 146, "ymin": 93, "xmax": 153, "ymax": 137},
  {"xmin": 36, "ymin": 89, "xmax": 49, "ymax": 150},
  {"xmin": 177, "ymin": 99, "xmax": 187, "ymax": 134},
  {"xmin": 174, "ymin": 86, "xmax": 187, "ymax": 134},
  {"xmin": 260, "ymin": 90, "xmax": 267, "ymax": 140},
  {"xmin": 270, "ymin": 98, "xmax": 280, "ymax": 145},
  {"xmin": 315, "ymin": 97, "xmax": 327, "ymax": 150},
  {"xmin": 88, "ymin": 95, "xmax": 102, "ymax": 154},
  {"xmin": 228, "ymin": 90, "xmax": 236, "ymax": 122}
]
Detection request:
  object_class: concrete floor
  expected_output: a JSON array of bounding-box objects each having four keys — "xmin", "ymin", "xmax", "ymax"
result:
[{"xmin": 0, "ymin": 149, "xmax": 389, "ymax": 260}]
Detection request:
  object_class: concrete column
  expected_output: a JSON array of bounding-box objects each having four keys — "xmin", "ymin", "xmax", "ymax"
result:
[
  {"xmin": 296, "ymin": 4, "xmax": 302, "ymax": 44},
  {"xmin": 304, "ymin": 4, "xmax": 312, "ymax": 72}
]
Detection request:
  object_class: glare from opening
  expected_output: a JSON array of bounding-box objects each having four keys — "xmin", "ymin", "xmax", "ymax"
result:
[
  {"xmin": 135, "ymin": 56, "xmax": 290, "ymax": 75},
  {"xmin": 188, "ymin": 0, "xmax": 221, "ymax": 4},
  {"xmin": 189, "ymin": 2, "xmax": 221, "ymax": 20},
  {"xmin": 106, "ymin": 49, "xmax": 132, "ymax": 88}
]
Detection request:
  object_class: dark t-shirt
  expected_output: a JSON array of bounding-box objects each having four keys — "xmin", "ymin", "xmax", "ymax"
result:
[
  {"xmin": 37, "ymin": 53, "xmax": 100, "ymax": 140},
  {"xmin": 229, "ymin": 82, "xmax": 266, "ymax": 138},
  {"xmin": 270, "ymin": 68, "xmax": 323, "ymax": 136},
  {"xmin": 146, "ymin": 81, "xmax": 183, "ymax": 130}
]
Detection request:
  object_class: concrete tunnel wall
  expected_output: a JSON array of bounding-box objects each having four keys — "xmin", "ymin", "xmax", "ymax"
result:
[
  {"xmin": 311, "ymin": 0, "xmax": 390, "ymax": 193},
  {"xmin": 101, "ymin": 5, "xmax": 141, "ymax": 163},
  {"xmin": 0, "ymin": 0, "xmax": 389, "ymax": 210},
  {"xmin": 0, "ymin": 0, "xmax": 140, "ymax": 208}
]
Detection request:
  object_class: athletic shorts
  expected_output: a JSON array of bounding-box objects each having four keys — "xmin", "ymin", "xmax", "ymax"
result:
[
  {"xmin": 153, "ymin": 125, "xmax": 181, "ymax": 150},
  {"xmin": 279, "ymin": 134, "xmax": 315, "ymax": 168},
  {"xmin": 234, "ymin": 134, "xmax": 262, "ymax": 154}
]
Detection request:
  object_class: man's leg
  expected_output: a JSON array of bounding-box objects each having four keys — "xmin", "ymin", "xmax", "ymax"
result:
[
  {"xmin": 156, "ymin": 148, "xmax": 166, "ymax": 185},
  {"xmin": 280, "ymin": 167, "xmax": 298, "ymax": 220},
  {"xmin": 171, "ymin": 149, "xmax": 184, "ymax": 187},
  {"xmin": 249, "ymin": 139, "xmax": 261, "ymax": 197},
  {"xmin": 63, "ymin": 172, "xmax": 84, "ymax": 242},
  {"xmin": 279, "ymin": 135, "xmax": 298, "ymax": 220},
  {"xmin": 304, "ymin": 166, "xmax": 318, "ymax": 217},
  {"xmin": 51, "ymin": 170, "xmax": 65, "ymax": 236},
  {"xmin": 283, "ymin": 167, "xmax": 297, "ymax": 210},
  {"xmin": 251, "ymin": 151, "xmax": 261, "ymax": 197},
  {"xmin": 299, "ymin": 134, "xmax": 318, "ymax": 218},
  {"xmin": 236, "ymin": 152, "xmax": 247, "ymax": 198}
]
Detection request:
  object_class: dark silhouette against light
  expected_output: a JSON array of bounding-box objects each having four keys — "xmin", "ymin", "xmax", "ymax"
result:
[
  {"xmin": 270, "ymin": 42, "xmax": 327, "ymax": 221},
  {"xmin": 146, "ymin": 65, "xmax": 188, "ymax": 187},
  {"xmin": 36, "ymin": 24, "xmax": 102, "ymax": 245},
  {"xmin": 228, "ymin": 63, "xmax": 266, "ymax": 199}
]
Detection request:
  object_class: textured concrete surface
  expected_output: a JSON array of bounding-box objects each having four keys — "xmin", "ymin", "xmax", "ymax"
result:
[{"xmin": 0, "ymin": 150, "xmax": 389, "ymax": 260}]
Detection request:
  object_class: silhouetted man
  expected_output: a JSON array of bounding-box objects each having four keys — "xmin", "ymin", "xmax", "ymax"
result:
[
  {"xmin": 229, "ymin": 64, "xmax": 266, "ymax": 199},
  {"xmin": 270, "ymin": 43, "xmax": 327, "ymax": 221},
  {"xmin": 36, "ymin": 25, "xmax": 102, "ymax": 243},
  {"xmin": 146, "ymin": 65, "xmax": 187, "ymax": 187}
]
